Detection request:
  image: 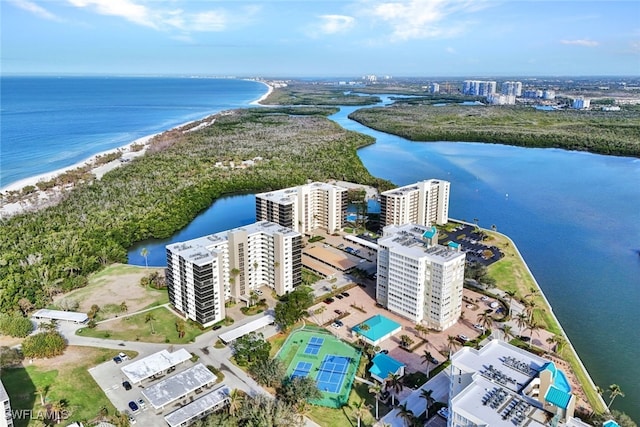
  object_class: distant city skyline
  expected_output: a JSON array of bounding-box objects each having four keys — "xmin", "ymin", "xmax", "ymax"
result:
[{"xmin": 2, "ymin": 0, "xmax": 639, "ymax": 77}]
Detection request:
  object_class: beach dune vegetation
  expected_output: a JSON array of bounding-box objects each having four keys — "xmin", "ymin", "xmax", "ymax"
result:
[{"xmin": 0, "ymin": 108, "xmax": 391, "ymax": 314}]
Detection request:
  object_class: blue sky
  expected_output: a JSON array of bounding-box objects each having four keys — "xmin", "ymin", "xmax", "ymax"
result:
[{"xmin": 2, "ymin": 0, "xmax": 639, "ymax": 77}]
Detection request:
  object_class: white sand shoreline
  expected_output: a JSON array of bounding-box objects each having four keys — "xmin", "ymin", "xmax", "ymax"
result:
[{"xmin": 0, "ymin": 80, "xmax": 274, "ymax": 218}]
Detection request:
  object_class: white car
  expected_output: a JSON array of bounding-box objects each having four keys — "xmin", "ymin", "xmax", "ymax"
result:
[
  {"xmin": 119, "ymin": 352, "xmax": 129, "ymax": 360},
  {"xmin": 473, "ymin": 323, "xmax": 485, "ymax": 331},
  {"xmin": 438, "ymin": 407, "xmax": 449, "ymax": 419}
]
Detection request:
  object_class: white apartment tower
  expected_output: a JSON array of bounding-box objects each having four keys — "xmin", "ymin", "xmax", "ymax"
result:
[
  {"xmin": 379, "ymin": 179, "xmax": 450, "ymax": 228},
  {"xmin": 166, "ymin": 221, "xmax": 302, "ymax": 327},
  {"xmin": 463, "ymin": 80, "xmax": 497, "ymax": 96},
  {"xmin": 255, "ymin": 182, "xmax": 348, "ymax": 234},
  {"xmin": 376, "ymin": 224, "xmax": 465, "ymax": 330},
  {"xmin": 0, "ymin": 379, "xmax": 12, "ymax": 427},
  {"xmin": 501, "ymin": 81, "xmax": 523, "ymax": 97}
]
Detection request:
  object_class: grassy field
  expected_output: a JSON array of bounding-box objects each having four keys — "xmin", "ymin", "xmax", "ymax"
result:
[
  {"xmin": 0, "ymin": 346, "xmax": 136, "ymax": 427},
  {"xmin": 483, "ymin": 229, "xmax": 606, "ymax": 414},
  {"xmin": 76, "ymin": 305, "xmax": 206, "ymax": 344}
]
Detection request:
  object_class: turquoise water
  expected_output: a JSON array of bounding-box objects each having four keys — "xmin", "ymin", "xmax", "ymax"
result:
[{"xmin": 123, "ymin": 94, "xmax": 639, "ymax": 419}]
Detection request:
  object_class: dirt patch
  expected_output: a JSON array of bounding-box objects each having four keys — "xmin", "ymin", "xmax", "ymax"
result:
[
  {"xmin": 27, "ymin": 346, "xmax": 107, "ymax": 370},
  {"xmin": 53, "ymin": 264, "xmax": 167, "ymax": 319}
]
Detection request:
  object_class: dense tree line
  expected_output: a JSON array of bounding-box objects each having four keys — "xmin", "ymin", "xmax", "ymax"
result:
[
  {"xmin": 0, "ymin": 313, "xmax": 34, "ymax": 337},
  {"xmin": 0, "ymin": 108, "xmax": 392, "ymax": 313},
  {"xmin": 21, "ymin": 331, "xmax": 67, "ymax": 358},
  {"xmin": 349, "ymin": 104, "xmax": 640, "ymax": 158}
]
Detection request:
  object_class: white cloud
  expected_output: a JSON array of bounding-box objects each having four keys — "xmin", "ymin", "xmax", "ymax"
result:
[
  {"xmin": 363, "ymin": 0, "xmax": 491, "ymax": 42},
  {"xmin": 64, "ymin": 0, "xmax": 257, "ymax": 35},
  {"xmin": 9, "ymin": 0, "xmax": 63, "ymax": 22},
  {"xmin": 318, "ymin": 15, "xmax": 355, "ymax": 34},
  {"xmin": 445, "ymin": 46, "xmax": 456, "ymax": 54},
  {"xmin": 560, "ymin": 39, "xmax": 600, "ymax": 47},
  {"xmin": 67, "ymin": 0, "xmax": 157, "ymax": 28}
]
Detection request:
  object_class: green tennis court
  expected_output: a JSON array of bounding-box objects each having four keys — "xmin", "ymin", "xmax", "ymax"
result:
[{"xmin": 276, "ymin": 326, "xmax": 361, "ymax": 408}]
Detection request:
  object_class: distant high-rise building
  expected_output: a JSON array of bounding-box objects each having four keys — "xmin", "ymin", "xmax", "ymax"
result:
[
  {"xmin": 429, "ymin": 82, "xmax": 440, "ymax": 93},
  {"xmin": 487, "ymin": 94, "xmax": 516, "ymax": 105},
  {"xmin": 166, "ymin": 221, "xmax": 302, "ymax": 326},
  {"xmin": 572, "ymin": 97, "xmax": 590, "ymax": 109},
  {"xmin": 0, "ymin": 379, "xmax": 13, "ymax": 427},
  {"xmin": 376, "ymin": 224, "xmax": 465, "ymax": 329},
  {"xmin": 256, "ymin": 182, "xmax": 348, "ymax": 235},
  {"xmin": 501, "ymin": 81, "xmax": 522, "ymax": 96},
  {"xmin": 379, "ymin": 179, "xmax": 450, "ymax": 228},
  {"xmin": 463, "ymin": 80, "xmax": 497, "ymax": 96},
  {"xmin": 542, "ymin": 90, "xmax": 556, "ymax": 100}
]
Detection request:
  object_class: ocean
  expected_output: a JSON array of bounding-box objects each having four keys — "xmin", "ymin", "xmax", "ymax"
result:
[
  {"xmin": 0, "ymin": 76, "xmax": 266, "ymax": 188},
  {"xmin": 2, "ymin": 78, "xmax": 638, "ymax": 420}
]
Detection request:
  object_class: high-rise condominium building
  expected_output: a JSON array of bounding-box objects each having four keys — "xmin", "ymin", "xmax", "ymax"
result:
[
  {"xmin": 0, "ymin": 379, "xmax": 12, "ymax": 427},
  {"xmin": 379, "ymin": 179, "xmax": 450, "ymax": 228},
  {"xmin": 166, "ymin": 221, "xmax": 302, "ymax": 327},
  {"xmin": 463, "ymin": 80, "xmax": 497, "ymax": 96},
  {"xmin": 255, "ymin": 182, "xmax": 348, "ymax": 234},
  {"xmin": 501, "ymin": 81, "xmax": 523, "ymax": 96},
  {"xmin": 449, "ymin": 340, "xmax": 588, "ymax": 427},
  {"xmin": 376, "ymin": 224, "xmax": 465, "ymax": 330}
]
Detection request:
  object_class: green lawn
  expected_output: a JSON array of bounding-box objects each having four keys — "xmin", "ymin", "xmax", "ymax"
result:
[
  {"xmin": 1, "ymin": 347, "xmax": 135, "ymax": 427},
  {"xmin": 76, "ymin": 306, "xmax": 206, "ymax": 343}
]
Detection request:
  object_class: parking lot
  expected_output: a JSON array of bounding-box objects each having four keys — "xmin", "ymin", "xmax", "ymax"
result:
[{"xmin": 88, "ymin": 352, "xmax": 198, "ymax": 425}]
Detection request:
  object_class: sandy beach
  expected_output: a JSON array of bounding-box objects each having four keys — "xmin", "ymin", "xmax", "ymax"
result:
[{"xmin": 0, "ymin": 80, "xmax": 275, "ymax": 219}]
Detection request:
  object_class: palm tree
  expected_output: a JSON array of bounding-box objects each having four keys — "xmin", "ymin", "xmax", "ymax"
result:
[
  {"xmin": 420, "ymin": 350, "xmax": 434, "ymax": 377},
  {"xmin": 368, "ymin": 382, "xmax": 382, "ymax": 420},
  {"xmin": 502, "ymin": 325, "xmax": 515, "ymax": 342},
  {"xmin": 524, "ymin": 299, "xmax": 538, "ymax": 323},
  {"xmin": 140, "ymin": 247, "xmax": 149, "ymax": 268},
  {"xmin": 505, "ymin": 290, "xmax": 517, "ymax": 317},
  {"xmin": 447, "ymin": 335, "xmax": 460, "ymax": 357},
  {"xmin": 420, "ymin": 389, "xmax": 435, "ymax": 417},
  {"xmin": 50, "ymin": 399, "xmax": 67, "ymax": 424},
  {"xmin": 397, "ymin": 402, "xmax": 415, "ymax": 427},
  {"xmin": 227, "ymin": 388, "xmax": 243, "ymax": 416},
  {"xmin": 515, "ymin": 312, "xmax": 528, "ymax": 334},
  {"xmin": 477, "ymin": 310, "xmax": 493, "ymax": 331},
  {"xmin": 607, "ymin": 384, "xmax": 625, "ymax": 410},
  {"xmin": 352, "ymin": 399, "xmax": 368, "ymax": 427},
  {"xmin": 145, "ymin": 312, "xmax": 156, "ymax": 334},
  {"xmin": 385, "ymin": 373, "xmax": 404, "ymax": 406},
  {"xmin": 526, "ymin": 321, "xmax": 541, "ymax": 348},
  {"xmin": 35, "ymin": 385, "xmax": 49, "ymax": 406},
  {"xmin": 546, "ymin": 335, "xmax": 557, "ymax": 353}
]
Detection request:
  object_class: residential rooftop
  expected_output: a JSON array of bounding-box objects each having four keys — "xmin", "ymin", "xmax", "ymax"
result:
[
  {"xmin": 121, "ymin": 348, "xmax": 191, "ymax": 384},
  {"xmin": 142, "ymin": 363, "xmax": 217, "ymax": 410},
  {"xmin": 164, "ymin": 385, "xmax": 231, "ymax": 427}
]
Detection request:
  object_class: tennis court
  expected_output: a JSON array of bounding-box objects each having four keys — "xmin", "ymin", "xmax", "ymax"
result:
[
  {"xmin": 276, "ymin": 326, "xmax": 361, "ymax": 408},
  {"xmin": 316, "ymin": 355, "xmax": 350, "ymax": 393},
  {"xmin": 292, "ymin": 361, "xmax": 313, "ymax": 378},
  {"xmin": 303, "ymin": 336, "xmax": 325, "ymax": 355}
]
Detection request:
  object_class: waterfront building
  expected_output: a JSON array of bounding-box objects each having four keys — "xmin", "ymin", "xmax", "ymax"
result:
[
  {"xmin": 376, "ymin": 224, "xmax": 465, "ymax": 330},
  {"xmin": 487, "ymin": 94, "xmax": 517, "ymax": 105},
  {"xmin": 255, "ymin": 182, "xmax": 348, "ymax": 235},
  {"xmin": 449, "ymin": 340, "xmax": 590, "ymax": 427},
  {"xmin": 166, "ymin": 221, "xmax": 302, "ymax": 326},
  {"xmin": 0, "ymin": 379, "xmax": 13, "ymax": 427},
  {"xmin": 463, "ymin": 80, "xmax": 497, "ymax": 96},
  {"xmin": 501, "ymin": 81, "xmax": 523, "ymax": 97},
  {"xmin": 572, "ymin": 97, "xmax": 591, "ymax": 110},
  {"xmin": 379, "ymin": 179, "xmax": 450, "ymax": 228}
]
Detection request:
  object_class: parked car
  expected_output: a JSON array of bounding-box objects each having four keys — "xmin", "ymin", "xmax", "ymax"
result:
[
  {"xmin": 473, "ymin": 323, "xmax": 485, "ymax": 331},
  {"xmin": 128, "ymin": 415, "xmax": 136, "ymax": 425},
  {"xmin": 518, "ymin": 335, "xmax": 531, "ymax": 342},
  {"xmin": 323, "ymin": 298, "xmax": 334, "ymax": 304},
  {"xmin": 128, "ymin": 401, "xmax": 139, "ymax": 413},
  {"xmin": 457, "ymin": 334, "xmax": 469, "ymax": 343},
  {"xmin": 335, "ymin": 294, "xmax": 344, "ymax": 299},
  {"xmin": 331, "ymin": 323, "xmax": 341, "ymax": 329},
  {"xmin": 438, "ymin": 407, "xmax": 449, "ymax": 419},
  {"xmin": 341, "ymin": 292, "xmax": 350, "ymax": 297},
  {"xmin": 113, "ymin": 356, "xmax": 122, "ymax": 364},
  {"xmin": 119, "ymin": 352, "xmax": 128, "ymax": 360},
  {"xmin": 122, "ymin": 381, "xmax": 132, "ymax": 391},
  {"xmin": 335, "ymin": 320, "xmax": 343, "ymax": 327},
  {"xmin": 212, "ymin": 324, "xmax": 222, "ymax": 330},
  {"xmin": 334, "ymin": 309, "xmax": 343, "ymax": 315},
  {"xmin": 137, "ymin": 398, "xmax": 145, "ymax": 409}
]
